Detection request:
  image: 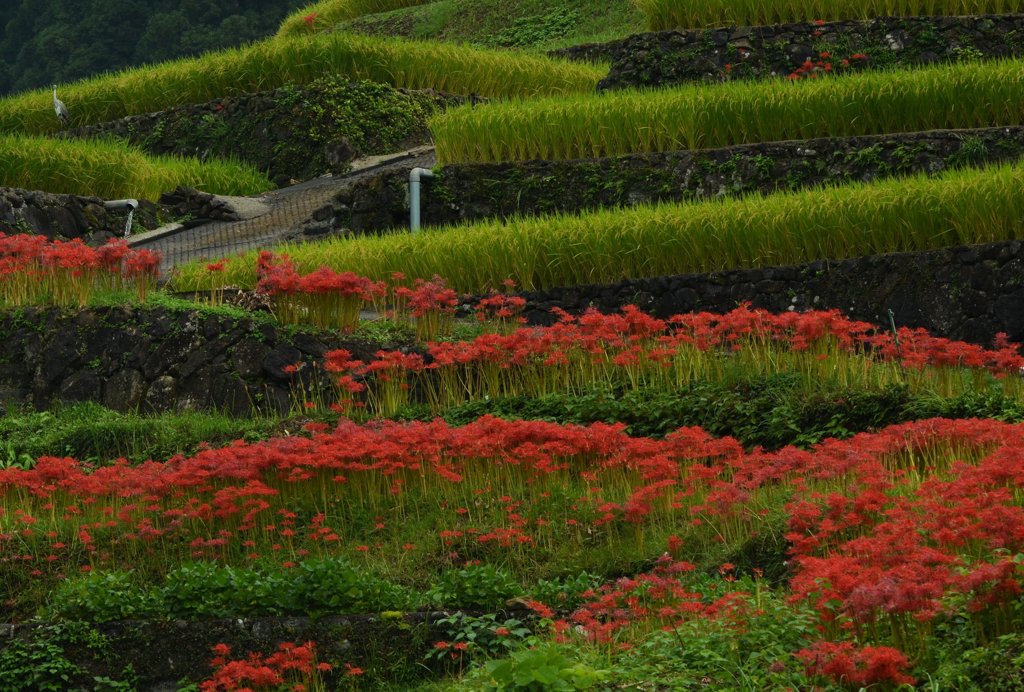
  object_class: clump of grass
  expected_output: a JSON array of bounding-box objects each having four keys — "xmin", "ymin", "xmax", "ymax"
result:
[
  {"xmin": 172, "ymin": 160, "xmax": 1024, "ymax": 294},
  {"xmin": 634, "ymin": 0, "xmax": 1024, "ymax": 30},
  {"xmin": 0, "ymin": 33, "xmax": 603, "ymax": 136},
  {"xmin": 277, "ymin": 0, "xmax": 431, "ymax": 36},
  {"xmin": 0, "ymin": 134, "xmax": 271, "ymax": 199},
  {"xmin": 0, "ymin": 401, "xmax": 283, "ymax": 467},
  {"xmin": 432, "ymin": 58, "xmax": 1024, "ymax": 164}
]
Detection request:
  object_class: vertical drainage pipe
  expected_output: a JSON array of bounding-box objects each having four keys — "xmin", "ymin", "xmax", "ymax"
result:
[{"xmin": 409, "ymin": 167, "xmax": 434, "ymax": 232}]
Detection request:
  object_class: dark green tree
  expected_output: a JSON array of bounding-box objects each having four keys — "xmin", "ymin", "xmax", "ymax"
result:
[{"xmin": 0, "ymin": 0, "xmax": 307, "ymax": 95}]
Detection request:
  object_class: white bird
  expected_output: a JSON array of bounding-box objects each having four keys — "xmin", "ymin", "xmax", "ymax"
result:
[{"xmin": 52, "ymin": 84, "xmax": 69, "ymax": 126}]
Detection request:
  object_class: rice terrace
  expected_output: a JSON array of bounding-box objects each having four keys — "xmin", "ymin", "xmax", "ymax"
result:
[{"xmin": 6, "ymin": 0, "xmax": 1024, "ymax": 689}]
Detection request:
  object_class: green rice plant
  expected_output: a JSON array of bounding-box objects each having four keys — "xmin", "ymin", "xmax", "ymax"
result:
[
  {"xmin": 432, "ymin": 58, "xmax": 1024, "ymax": 164},
  {"xmin": 277, "ymin": 0, "xmax": 431, "ymax": 37},
  {"xmin": 0, "ymin": 134, "xmax": 271, "ymax": 199},
  {"xmin": 0, "ymin": 33, "xmax": 603, "ymax": 136},
  {"xmin": 172, "ymin": 160, "xmax": 1024, "ymax": 294},
  {"xmin": 633, "ymin": 0, "xmax": 1024, "ymax": 30}
]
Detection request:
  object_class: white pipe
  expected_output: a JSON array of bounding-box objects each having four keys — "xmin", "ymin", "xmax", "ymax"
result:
[
  {"xmin": 409, "ymin": 167, "xmax": 434, "ymax": 232},
  {"xmin": 104, "ymin": 199, "xmax": 139, "ymax": 237},
  {"xmin": 103, "ymin": 199, "xmax": 139, "ymax": 211}
]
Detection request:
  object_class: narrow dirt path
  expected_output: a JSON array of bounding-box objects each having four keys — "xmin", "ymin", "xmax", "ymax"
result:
[{"xmin": 132, "ymin": 146, "xmax": 434, "ymax": 269}]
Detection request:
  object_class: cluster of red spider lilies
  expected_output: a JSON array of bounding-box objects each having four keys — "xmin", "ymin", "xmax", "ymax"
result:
[
  {"xmin": 0, "ymin": 233, "xmax": 161, "ymax": 306},
  {"xmin": 3, "ymin": 414, "xmax": 1023, "ymax": 686},
  {"xmin": 316, "ymin": 303, "xmax": 1024, "ymax": 416}
]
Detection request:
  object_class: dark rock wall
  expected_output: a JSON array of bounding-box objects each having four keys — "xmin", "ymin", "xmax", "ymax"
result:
[
  {"xmin": 318, "ymin": 127, "xmax": 1024, "ymax": 237},
  {"xmin": 0, "ymin": 245, "xmax": 1018, "ymax": 415},
  {"xmin": 0, "ymin": 613, "xmax": 449, "ymax": 690},
  {"xmin": 517, "ymin": 239, "xmax": 1024, "ymax": 347},
  {"xmin": 0, "ymin": 305, "xmax": 384, "ymax": 416},
  {"xmin": 553, "ymin": 14, "xmax": 1024, "ymax": 90},
  {"xmin": 0, "ymin": 187, "xmax": 160, "ymax": 242}
]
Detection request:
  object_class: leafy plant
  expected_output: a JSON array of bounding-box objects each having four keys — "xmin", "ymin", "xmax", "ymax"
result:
[
  {"xmin": 428, "ymin": 611, "xmax": 534, "ymax": 667},
  {"xmin": 428, "ymin": 564, "xmax": 524, "ymax": 610},
  {"xmin": 482, "ymin": 644, "xmax": 608, "ymax": 690}
]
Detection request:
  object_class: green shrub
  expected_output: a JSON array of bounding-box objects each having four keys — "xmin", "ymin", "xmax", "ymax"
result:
[
  {"xmin": 481, "ymin": 644, "xmax": 608, "ymax": 690},
  {"xmin": 398, "ymin": 380, "xmax": 1024, "ymax": 450},
  {"xmin": 291, "ymin": 555, "xmax": 415, "ymax": 613},
  {"xmin": 46, "ymin": 571, "xmax": 157, "ymax": 622},
  {"xmin": 428, "ymin": 564, "xmax": 524, "ymax": 610},
  {"xmin": 0, "ymin": 402, "xmax": 282, "ymax": 467}
]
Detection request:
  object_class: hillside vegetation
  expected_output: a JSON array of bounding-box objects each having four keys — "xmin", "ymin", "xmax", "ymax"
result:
[
  {"xmin": 339, "ymin": 0, "xmax": 645, "ymax": 51},
  {"xmin": 0, "ymin": 0, "xmax": 307, "ymax": 96},
  {"xmin": 5, "ymin": 1, "xmax": 1024, "ymax": 690}
]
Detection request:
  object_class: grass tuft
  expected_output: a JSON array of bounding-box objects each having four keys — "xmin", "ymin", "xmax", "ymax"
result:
[
  {"xmin": 277, "ymin": 0, "xmax": 432, "ymax": 36},
  {"xmin": 0, "ymin": 135, "xmax": 271, "ymax": 199}
]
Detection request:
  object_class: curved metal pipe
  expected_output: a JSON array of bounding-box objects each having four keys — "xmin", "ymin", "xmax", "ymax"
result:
[{"xmin": 409, "ymin": 168, "xmax": 434, "ymax": 232}]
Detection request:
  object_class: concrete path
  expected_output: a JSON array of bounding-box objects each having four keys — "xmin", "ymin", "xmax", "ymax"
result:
[{"xmin": 131, "ymin": 146, "xmax": 434, "ymax": 270}]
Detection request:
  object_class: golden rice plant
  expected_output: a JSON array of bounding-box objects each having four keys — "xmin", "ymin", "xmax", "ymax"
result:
[
  {"xmin": 432, "ymin": 58, "xmax": 1024, "ymax": 164},
  {"xmin": 277, "ymin": 0, "xmax": 431, "ymax": 36},
  {"xmin": 0, "ymin": 33, "xmax": 603, "ymax": 136},
  {"xmin": 634, "ymin": 0, "xmax": 1023, "ymax": 30},
  {"xmin": 173, "ymin": 160, "xmax": 1024, "ymax": 294},
  {"xmin": 0, "ymin": 135, "xmax": 271, "ymax": 200}
]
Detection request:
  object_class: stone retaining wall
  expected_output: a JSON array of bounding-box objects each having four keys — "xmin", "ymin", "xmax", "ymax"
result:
[
  {"xmin": 0, "ymin": 304, "xmax": 392, "ymax": 415},
  {"xmin": 553, "ymin": 14, "xmax": 1024, "ymax": 90},
  {"xmin": 0, "ymin": 612, "xmax": 452, "ymax": 690},
  {"xmin": 317, "ymin": 127, "xmax": 1024, "ymax": 237},
  {"xmin": 0, "ymin": 187, "xmax": 160, "ymax": 242},
  {"xmin": 517, "ymin": 240, "xmax": 1024, "ymax": 347}
]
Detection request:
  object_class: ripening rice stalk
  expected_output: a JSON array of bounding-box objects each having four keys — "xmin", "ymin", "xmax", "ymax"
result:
[
  {"xmin": 277, "ymin": 0, "xmax": 432, "ymax": 36},
  {"xmin": 0, "ymin": 33, "xmax": 603, "ymax": 135},
  {"xmin": 634, "ymin": 0, "xmax": 1023, "ymax": 30},
  {"xmin": 173, "ymin": 160, "xmax": 1024, "ymax": 296},
  {"xmin": 432, "ymin": 58, "xmax": 1024, "ymax": 164},
  {"xmin": 0, "ymin": 134, "xmax": 270, "ymax": 199}
]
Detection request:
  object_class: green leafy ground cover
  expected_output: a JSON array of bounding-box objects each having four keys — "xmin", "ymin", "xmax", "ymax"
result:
[{"xmin": 339, "ymin": 0, "xmax": 644, "ymax": 52}]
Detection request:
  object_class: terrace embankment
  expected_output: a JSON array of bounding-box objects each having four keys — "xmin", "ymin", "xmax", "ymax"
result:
[
  {"xmin": 0, "ymin": 305, "xmax": 389, "ymax": 415},
  {"xmin": 514, "ymin": 239, "xmax": 1024, "ymax": 347},
  {"xmin": 0, "ymin": 612, "xmax": 451, "ymax": 689},
  {"xmin": 64, "ymin": 78, "xmax": 461, "ymax": 187},
  {"xmin": 0, "ymin": 187, "xmax": 161, "ymax": 241},
  {"xmin": 311, "ymin": 126, "xmax": 1024, "ymax": 237},
  {"xmin": 553, "ymin": 13, "xmax": 1024, "ymax": 89}
]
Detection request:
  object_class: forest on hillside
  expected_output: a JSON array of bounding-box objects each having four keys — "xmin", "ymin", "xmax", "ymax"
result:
[{"xmin": 0, "ymin": 0, "xmax": 308, "ymax": 96}]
